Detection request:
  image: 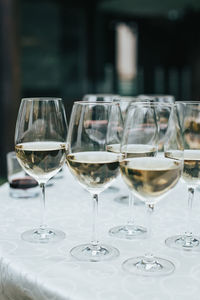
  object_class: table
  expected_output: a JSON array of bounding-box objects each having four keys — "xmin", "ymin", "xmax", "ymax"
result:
[{"xmin": 0, "ymin": 167, "xmax": 200, "ymax": 300}]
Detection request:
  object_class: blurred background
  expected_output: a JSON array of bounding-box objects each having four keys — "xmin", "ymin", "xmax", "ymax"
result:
[{"xmin": 0, "ymin": 0, "xmax": 200, "ymax": 178}]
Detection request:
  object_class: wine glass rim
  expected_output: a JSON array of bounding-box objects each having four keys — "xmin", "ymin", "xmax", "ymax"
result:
[
  {"xmin": 129, "ymin": 101, "xmax": 173, "ymax": 107},
  {"xmin": 176, "ymin": 101, "xmax": 200, "ymax": 104},
  {"xmin": 113, "ymin": 97, "xmax": 140, "ymax": 102},
  {"xmin": 121, "ymin": 156, "xmax": 182, "ymax": 169},
  {"xmin": 74, "ymin": 100, "xmax": 115, "ymax": 105},
  {"xmin": 83, "ymin": 94, "xmax": 120, "ymax": 97},
  {"xmin": 139, "ymin": 94, "xmax": 174, "ymax": 98},
  {"xmin": 21, "ymin": 97, "xmax": 63, "ymax": 101}
]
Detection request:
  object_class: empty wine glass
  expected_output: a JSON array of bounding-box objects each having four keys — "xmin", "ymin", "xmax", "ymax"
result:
[
  {"xmin": 15, "ymin": 98, "xmax": 68, "ymax": 243},
  {"xmin": 165, "ymin": 101, "xmax": 200, "ymax": 251},
  {"xmin": 66, "ymin": 101, "xmax": 122, "ymax": 261},
  {"xmin": 121, "ymin": 102, "xmax": 183, "ymax": 276}
]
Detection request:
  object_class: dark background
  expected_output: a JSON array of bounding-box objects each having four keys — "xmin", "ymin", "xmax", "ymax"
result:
[{"xmin": 0, "ymin": 0, "xmax": 200, "ymax": 177}]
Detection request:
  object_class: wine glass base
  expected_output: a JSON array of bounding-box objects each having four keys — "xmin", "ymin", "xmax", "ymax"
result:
[
  {"xmin": 21, "ymin": 228, "xmax": 66, "ymax": 243},
  {"xmin": 165, "ymin": 235, "xmax": 200, "ymax": 251},
  {"xmin": 70, "ymin": 243, "xmax": 120, "ymax": 262},
  {"xmin": 109, "ymin": 224, "xmax": 147, "ymax": 239},
  {"xmin": 122, "ymin": 256, "xmax": 175, "ymax": 276}
]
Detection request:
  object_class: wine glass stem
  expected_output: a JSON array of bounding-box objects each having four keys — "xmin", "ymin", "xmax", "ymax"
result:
[
  {"xmin": 40, "ymin": 183, "xmax": 47, "ymax": 231},
  {"xmin": 145, "ymin": 204, "xmax": 154, "ymax": 257},
  {"xmin": 185, "ymin": 187, "xmax": 194, "ymax": 239},
  {"xmin": 91, "ymin": 193, "xmax": 99, "ymax": 247},
  {"xmin": 127, "ymin": 191, "xmax": 135, "ymax": 225}
]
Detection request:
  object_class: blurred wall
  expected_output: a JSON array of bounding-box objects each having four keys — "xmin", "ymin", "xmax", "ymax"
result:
[{"xmin": 0, "ymin": 0, "xmax": 21, "ymax": 177}]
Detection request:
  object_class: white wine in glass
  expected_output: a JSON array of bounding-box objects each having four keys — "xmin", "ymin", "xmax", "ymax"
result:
[{"xmin": 15, "ymin": 98, "xmax": 68, "ymax": 243}]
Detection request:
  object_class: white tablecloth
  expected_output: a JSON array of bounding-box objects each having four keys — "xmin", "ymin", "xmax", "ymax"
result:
[{"xmin": 0, "ymin": 167, "xmax": 200, "ymax": 300}]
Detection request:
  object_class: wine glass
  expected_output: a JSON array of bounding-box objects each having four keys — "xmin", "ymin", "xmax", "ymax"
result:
[
  {"xmin": 109, "ymin": 99, "xmax": 159, "ymax": 239},
  {"xmin": 112, "ymin": 96, "xmax": 151, "ymax": 207},
  {"xmin": 165, "ymin": 101, "xmax": 200, "ymax": 251},
  {"xmin": 15, "ymin": 98, "xmax": 68, "ymax": 243},
  {"xmin": 66, "ymin": 101, "xmax": 122, "ymax": 261},
  {"xmin": 121, "ymin": 102, "xmax": 183, "ymax": 276}
]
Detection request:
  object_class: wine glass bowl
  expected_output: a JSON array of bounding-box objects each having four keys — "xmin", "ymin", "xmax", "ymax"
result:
[
  {"xmin": 112, "ymin": 96, "xmax": 158, "ymax": 207},
  {"xmin": 67, "ymin": 151, "xmax": 120, "ymax": 194},
  {"xmin": 82, "ymin": 95, "xmax": 122, "ymax": 194},
  {"xmin": 120, "ymin": 157, "xmax": 182, "ymax": 205},
  {"xmin": 15, "ymin": 98, "xmax": 68, "ymax": 243},
  {"xmin": 15, "ymin": 142, "xmax": 66, "ymax": 184}
]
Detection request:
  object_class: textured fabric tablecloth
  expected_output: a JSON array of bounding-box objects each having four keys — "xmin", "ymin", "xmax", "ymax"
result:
[{"xmin": 0, "ymin": 166, "xmax": 200, "ymax": 300}]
